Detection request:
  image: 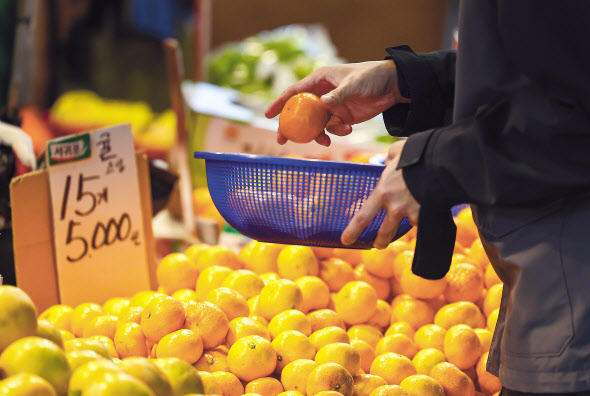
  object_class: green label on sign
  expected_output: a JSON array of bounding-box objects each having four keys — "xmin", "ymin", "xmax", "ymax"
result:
[{"xmin": 47, "ymin": 133, "xmax": 91, "ymax": 166}]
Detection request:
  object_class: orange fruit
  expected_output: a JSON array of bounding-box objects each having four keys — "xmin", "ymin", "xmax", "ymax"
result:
[
  {"xmin": 413, "ymin": 324, "xmax": 446, "ymax": 351},
  {"xmin": 117, "ymin": 306, "xmax": 143, "ymax": 326},
  {"xmin": 484, "ymin": 284, "xmax": 503, "ymax": 317},
  {"xmin": 197, "ymin": 371, "xmax": 222, "ymax": 395},
  {"xmin": 156, "ymin": 329, "xmax": 203, "ymax": 364},
  {"xmin": 59, "ymin": 329, "xmax": 75, "ymax": 342},
  {"xmin": 351, "ymin": 339, "xmax": 376, "ymax": 373},
  {"xmin": 476, "ymin": 352, "xmax": 502, "ymax": 394},
  {"xmin": 348, "ymin": 325, "xmax": 383, "ymax": 349},
  {"xmin": 390, "ymin": 277, "xmax": 404, "ymax": 296},
  {"xmin": 443, "ymin": 263, "xmax": 484, "ymax": 303},
  {"xmin": 184, "ymin": 243, "xmax": 209, "ymax": 265},
  {"xmin": 227, "ymin": 335, "xmax": 277, "ymax": 381},
  {"xmin": 443, "ymin": 324, "xmax": 482, "ymax": 369},
  {"xmin": 171, "ymin": 289, "xmax": 198, "ymax": 305},
  {"xmin": 87, "ymin": 335, "xmax": 118, "ymax": 358},
  {"xmin": 315, "ymin": 342, "xmax": 361, "ymax": 376},
  {"xmin": 369, "ymin": 385, "xmax": 409, "ymax": 396},
  {"xmin": 239, "ymin": 241, "xmax": 257, "ymax": 265},
  {"xmin": 393, "ymin": 251, "xmax": 413, "ymax": 281},
  {"xmin": 280, "ymin": 358, "xmax": 316, "ymax": 393},
  {"xmin": 312, "ymin": 247, "xmax": 334, "ymax": 260},
  {"xmin": 430, "ymin": 361, "xmax": 475, "ymax": 396},
  {"xmin": 310, "ymin": 326, "xmax": 350, "ymax": 350},
  {"xmin": 195, "ymin": 265, "xmax": 233, "ymax": 301},
  {"xmin": 260, "ymin": 272, "xmax": 281, "ymax": 285},
  {"xmin": 319, "ymin": 258, "xmax": 356, "ymax": 292},
  {"xmin": 354, "ymin": 265, "xmax": 391, "ymax": 300},
  {"xmin": 271, "ymin": 330, "xmax": 315, "ymax": 372},
  {"xmin": 353, "ymin": 374, "xmax": 388, "ymax": 396},
  {"xmin": 278, "ymin": 92, "xmax": 329, "ymax": 143},
  {"xmin": 332, "ymin": 248, "xmax": 363, "ymax": 266},
  {"xmin": 400, "ymin": 267, "xmax": 447, "ymax": 300},
  {"xmin": 277, "ymin": 246, "xmax": 319, "ymax": 280},
  {"xmin": 295, "ymin": 276, "xmax": 331, "ymax": 313},
  {"xmin": 424, "ymin": 295, "xmax": 447, "ymax": 313},
  {"xmin": 306, "ymin": 362, "xmax": 354, "ymax": 396},
  {"xmin": 366, "ymin": 300, "xmax": 392, "ymax": 330},
  {"xmin": 399, "ymin": 374, "xmax": 444, "ymax": 396},
  {"xmin": 246, "ymin": 377, "xmax": 284, "ymax": 396},
  {"xmin": 376, "ymin": 334, "xmax": 419, "ymax": 359},
  {"xmin": 82, "ymin": 314, "xmax": 118, "ymax": 339},
  {"xmin": 114, "ymin": 322, "xmax": 148, "ymax": 358},
  {"xmin": 184, "ymin": 300, "xmax": 230, "ymax": 349},
  {"xmin": 335, "ymin": 281, "xmax": 378, "ymax": 325},
  {"xmin": 194, "ymin": 349, "xmax": 229, "ymax": 372},
  {"xmin": 71, "ymin": 302, "xmax": 103, "ymax": 337},
  {"xmin": 434, "ymin": 301, "xmax": 485, "ymax": 329},
  {"xmin": 268, "ymin": 309, "xmax": 311, "ymax": 338},
  {"xmin": 140, "ymin": 296, "xmax": 185, "ymax": 342},
  {"xmin": 245, "ymin": 242, "xmax": 283, "ymax": 274},
  {"xmin": 370, "ymin": 353, "xmax": 416, "ymax": 385},
  {"xmin": 211, "ymin": 370, "xmax": 244, "ymax": 396},
  {"xmin": 487, "ymin": 308, "xmax": 499, "ymax": 331},
  {"xmin": 130, "ymin": 291, "xmax": 166, "ymax": 308},
  {"xmin": 308, "ymin": 309, "xmax": 346, "ymax": 332},
  {"xmin": 391, "ymin": 295, "xmax": 435, "ymax": 330},
  {"xmin": 157, "ymin": 252, "xmax": 199, "ymax": 294},
  {"xmin": 198, "ymin": 246, "xmax": 243, "ymax": 272},
  {"xmin": 361, "ymin": 248, "xmax": 397, "ymax": 278},
  {"xmin": 411, "ymin": 348, "xmax": 445, "ymax": 375},
  {"xmin": 205, "ymin": 287, "xmax": 249, "ymax": 321},
  {"xmin": 39, "ymin": 304, "xmax": 73, "ymax": 332},
  {"xmin": 222, "ymin": 269, "xmax": 265, "ymax": 300},
  {"xmin": 474, "ymin": 328, "xmax": 493, "ymax": 352},
  {"xmin": 385, "ymin": 322, "xmax": 415, "ymax": 339},
  {"xmin": 467, "ymin": 239, "xmax": 488, "ymax": 271},
  {"xmin": 258, "ymin": 279, "xmax": 303, "ymax": 320},
  {"xmin": 226, "ymin": 317, "xmax": 271, "ymax": 346},
  {"xmin": 484, "ymin": 264, "xmax": 502, "ymax": 288},
  {"xmin": 454, "ymin": 208, "xmax": 479, "ymax": 248}
]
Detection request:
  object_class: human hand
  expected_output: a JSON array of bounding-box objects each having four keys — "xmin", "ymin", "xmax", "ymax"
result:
[
  {"xmin": 265, "ymin": 60, "xmax": 410, "ymax": 146},
  {"xmin": 341, "ymin": 140, "xmax": 420, "ymax": 249}
]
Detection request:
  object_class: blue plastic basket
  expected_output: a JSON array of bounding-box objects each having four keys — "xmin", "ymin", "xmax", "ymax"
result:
[{"xmin": 194, "ymin": 152, "xmax": 412, "ymax": 249}]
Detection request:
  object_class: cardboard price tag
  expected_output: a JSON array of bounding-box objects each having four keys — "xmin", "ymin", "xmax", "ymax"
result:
[{"xmin": 46, "ymin": 124, "xmax": 150, "ymax": 305}]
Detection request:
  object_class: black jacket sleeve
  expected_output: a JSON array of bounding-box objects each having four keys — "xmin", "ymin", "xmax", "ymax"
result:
[{"xmin": 382, "ymin": 46, "xmax": 456, "ymax": 136}]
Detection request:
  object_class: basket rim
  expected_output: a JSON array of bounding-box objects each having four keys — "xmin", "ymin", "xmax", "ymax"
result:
[{"xmin": 193, "ymin": 151, "xmax": 387, "ymax": 171}]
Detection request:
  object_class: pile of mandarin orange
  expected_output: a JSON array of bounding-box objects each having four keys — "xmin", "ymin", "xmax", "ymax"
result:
[{"xmin": 31, "ymin": 207, "xmax": 502, "ymax": 396}]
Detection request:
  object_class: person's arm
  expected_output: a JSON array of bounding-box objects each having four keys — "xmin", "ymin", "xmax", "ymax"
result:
[{"xmin": 382, "ymin": 46, "xmax": 457, "ymax": 136}]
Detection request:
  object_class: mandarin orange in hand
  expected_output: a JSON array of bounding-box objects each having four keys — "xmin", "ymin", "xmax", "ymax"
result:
[{"xmin": 278, "ymin": 93, "xmax": 329, "ymax": 143}]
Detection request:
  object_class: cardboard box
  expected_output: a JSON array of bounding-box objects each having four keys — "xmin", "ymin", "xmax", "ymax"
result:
[{"xmin": 10, "ymin": 152, "xmax": 157, "ymax": 312}]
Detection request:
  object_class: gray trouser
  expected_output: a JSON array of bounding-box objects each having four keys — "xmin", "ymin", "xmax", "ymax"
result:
[{"xmin": 473, "ymin": 194, "xmax": 590, "ymax": 393}]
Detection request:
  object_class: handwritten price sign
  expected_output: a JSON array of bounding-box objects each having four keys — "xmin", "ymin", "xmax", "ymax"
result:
[{"xmin": 47, "ymin": 124, "xmax": 150, "ymax": 305}]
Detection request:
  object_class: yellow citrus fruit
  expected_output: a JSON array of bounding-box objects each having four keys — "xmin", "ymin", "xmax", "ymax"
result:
[
  {"xmin": 114, "ymin": 322, "xmax": 148, "ymax": 358},
  {"xmin": 306, "ymin": 362, "xmax": 354, "ymax": 396},
  {"xmin": 466, "ymin": 239, "xmax": 488, "ymax": 271},
  {"xmin": 295, "ymin": 276, "xmax": 330, "ymax": 313},
  {"xmin": 369, "ymin": 384, "xmax": 409, "ymax": 396},
  {"xmin": 443, "ymin": 263, "xmax": 484, "ymax": 303},
  {"xmin": 117, "ymin": 306, "xmax": 143, "ymax": 326},
  {"xmin": 385, "ymin": 322, "xmax": 415, "ymax": 339},
  {"xmin": 411, "ymin": 348, "xmax": 445, "ymax": 375},
  {"xmin": 88, "ymin": 335, "xmax": 118, "ymax": 358},
  {"xmin": 140, "ymin": 296, "xmax": 185, "ymax": 343},
  {"xmin": 245, "ymin": 242, "xmax": 283, "ymax": 274},
  {"xmin": 400, "ymin": 267, "xmax": 447, "ymax": 300},
  {"xmin": 0, "ymin": 286, "xmax": 38, "ymax": 351},
  {"xmin": 425, "ymin": 295, "xmax": 447, "ymax": 313},
  {"xmin": 211, "ymin": 370, "xmax": 244, "ymax": 396},
  {"xmin": 0, "ymin": 337, "xmax": 70, "ymax": 395},
  {"xmin": 36, "ymin": 319, "xmax": 64, "ymax": 348},
  {"xmin": 245, "ymin": 377, "xmax": 284, "ymax": 396},
  {"xmin": 308, "ymin": 309, "xmax": 345, "ymax": 332},
  {"xmin": 198, "ymin": 246, "xmax": 243, "ymax": 272},
  {"xmin": 130, "ymin": 291, "xmax": 166, "ymax": 308},
  {"xmin": 362, "ymin": 247, "xmax": 397, "ymax": 278},
  {"xmin": 156, "ymin": 329, "xmax": 203, "ymax": 364},
  {"xmin": 393, "ymin": 251, "xmax": 413, "ymax": 281},
  {"xmin": 82, "ymin": 314, "xmax": 118, "ymax": 339},
  {"xmin": 68, "ymin": 359, "xmax": 122, "ymax": 391},
  {"xmin": 348, "ymin": 325, "xmax": 382, "ymax": 349},
  {"xmin": 0, "ymin": 372, "xmax": 57, "ymax": 396},
  {"xmin": 366, "ymin": 300, "xmax": 392, "ymax": 330},
  {"xmin": 157, "ymin": 253, "xmax": 199, "ymax": 295},
  {"xmin": 277, "ymin": 246, "xmax": 319, "ymax": 280},
  {"xmin": 434, "ymin": 301, "xmax": 485, "ymax": 329},
  {"xmin": 483, "ymin": 284, "xmax": 503, "ymax": 317},
  {"xmin": 354, "ymin": 265, "xmax": 391, "ymax": 301},
  {"xmin": 315, "ymin": 342, "xmax": 361, "ymax": 376},
  {"xmin": 413, "ymin": 324, "xmax": 446, "ymax": 351},
  {"xmin": 454, "ymin": 208, "xmax": 478, "ymax": 248},
  {"xmin": 248, "ymin": 296, "xmax": 261, "ymax": 316},
  {"xmin": 430, "ymin": 361, "xmax": 475, "ymax": 396},
  {"xmin": 350, "ymin": 339, "xmax": 375, "ymax": 374},
  {"xmin": 66, "ymin": 349, "xmax": 107, "ymax": 371},
  {"xmin": 399, "ymin": 374, "xmax": 444, "ymax": 396},
  {"xmin": 335, "ymin": 281, "xmax": 378, "ymax": 325},
  {"xmin": 64, "ymin": 338, "xmax": 111, "ymax": 359},
  {"xmin": 257, "ymin": 279, "xmax": 302, "ymax": 320},
  {"xmin": 39, "ymin": 304, "xmax": 73, "ymax": 332},
  {"xmin": 184, "ymin": 300, "xmax": 230, "ymax": 349},
  {"xmin": 117, "ymin": 356, "xmax": 174, "ymax": 396},
  {"xmin": 226, "ymin": 317, "xmax": 271, "ymax": 346},
  {"xmin": 443, "ymin": 324, "xmax": 482, "ymax": 370},
  {"xmin": 71, "ymin": 302, "xmax": 103, "ymax": 337},
  {"xmin": 102, "ymin": 297, "xmax": 130, "ymax": 317},
  {"xmin": 332, "ymin": 248, "xmax": 363, "ymax": 267},
  {"xmin": 152, "ymin": 357, "xmax": 204, "ymax": 395},
  {"xmin": 319, "ymin": 258, "xmax": 356, "ymax": 292},
  {"xmin": 310, "ymin": 326, "xmax": 350, "ymax": 350},
  {"xmin": 391, "ymin": 295, "xmax": 435, "ymax": 330},
  {"xmin": 474, "ymin": 328, "xmax": 493, "ymax": 352},
  {"xmin": 184, "ymin": 242, "xmax": 209, "ymax": 263},
  {"xmin": 227, "ymin": 335, "xmax": 277, "ymax": 381},
  {"xmin": 260, "ymin": 272, "xmax": 281, "ymax": 285},
  {"xmin": 476, "ymin": 352, "xmax": 502, "ymax": 395},
  {"xmin": 81, "ymin": 371, "xmax": 157, "ymax": 396},
  {"xmin": 353, "ymin": 374, "xmax": 388, "ymax": 396},
  {"xmin": 268, "ymin": 310, "xmax": 311, "ymax": 338},
  {"xmin": 221, "ymin": 270, "xmax": 264, "ymax": 300},
  {"xmin": 171, "ymin": 289, "xmax": 198, "ymax": 305},
  {"xmin": 194, "ymin": 349, "xmax": 229, "ymax": 372},
  {"xmin": 487, "ymin": 308, "xmax": 499, "ymax": 331},
  {"xmin": 484, "ymin": 264, "xmax": 502, "ymax": 288},
  {"xmin": 280, "ymin": 358, "xmax": 316, "ymax": 393},
  {"xmin": 196, "ymin": 370, "xmax": 223, "ymax": 395},
  {"xmin": 239, "ymin": 241, "xmax": 257, "ymax": 265},
  {"xmin": 370, "ymin": 353, "xmax": 416, "ymax": 385},
  {"xmin": 195, "ymin": 265, "xmax": 233, "ymax": 301},
  {"xmin": 376, "ymin": 333, "xmax": 418, "ymax": 359},
  {"xmin": 205, "ymin": 287, "xmax": 249, "ymax": 321},
  {"xmin": 272, "ymin": 330, "xmax": 315, "ymax": 372},
  {"xmin": 390, "ymin": 277, "xmax": 404, "ymax": 296}
]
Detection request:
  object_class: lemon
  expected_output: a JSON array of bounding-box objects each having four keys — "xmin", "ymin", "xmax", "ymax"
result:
[{"xmin": 0, "ymin": 373, "xmax": 57, "ymax": 396}]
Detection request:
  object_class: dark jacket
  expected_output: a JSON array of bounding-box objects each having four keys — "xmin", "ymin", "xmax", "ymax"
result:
[{"xmin": 384, "ymin": 0, "xmax": 590, "ymax": 392}]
